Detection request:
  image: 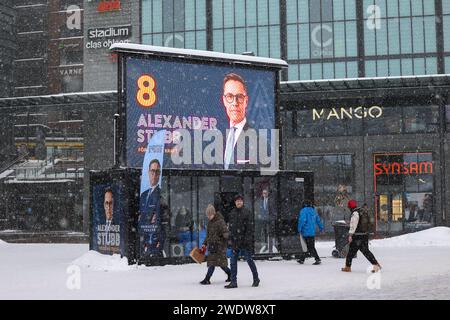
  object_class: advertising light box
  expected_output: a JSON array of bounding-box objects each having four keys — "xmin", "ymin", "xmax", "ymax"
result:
[{"xmin": 113, "ymin": 44, "xmax": 286, "ymax": 171}]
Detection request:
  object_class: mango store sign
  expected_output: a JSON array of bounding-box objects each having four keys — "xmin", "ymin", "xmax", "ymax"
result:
[{"xmin": 312, "ymin": 106, "xmax": 383, "ymax": 121}]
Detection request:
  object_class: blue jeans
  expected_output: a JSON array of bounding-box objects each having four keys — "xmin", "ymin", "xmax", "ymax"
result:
[
  {"xmin": 230, "ymin": 249, "xmax": 259, "ymax": 284},
  {"xmin": 206, "ymin": 266, "xmax": 231, "ymax": 279}
]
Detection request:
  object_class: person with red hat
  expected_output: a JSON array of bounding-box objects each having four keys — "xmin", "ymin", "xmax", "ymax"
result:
[{"xmin": 341, "ymin": 200, "xmax": 381, "ymax": 273}]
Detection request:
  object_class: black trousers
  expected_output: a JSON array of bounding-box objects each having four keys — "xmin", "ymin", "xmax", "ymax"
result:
[
  {"xmin": 346, "ymin": 234, "xmax": 378, "ymax": 267},
  {"xmin": 304, "ymin": 236, "xmax": 320, "ymax": 261}
]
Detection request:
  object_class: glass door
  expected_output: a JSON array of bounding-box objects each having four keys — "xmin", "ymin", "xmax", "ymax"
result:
[{"xmin": 376, "ymin": 193, "xmax": 403, "ymax": 235}]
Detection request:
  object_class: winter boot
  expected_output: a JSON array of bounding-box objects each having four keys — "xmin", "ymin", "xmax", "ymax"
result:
[
  {"xmin": 252, "ymin": 278, "xmax": 260, "ymax": 287},
  {"xmin": 297, "ymin": 257, "xmax": 305, "ymax": 264},
  {"xmin": 341, "ymin": 266, "xmax": 351, "ymax": 272},
  {"xmin": 224, "ymin": 282, "xmax": 238, "ymax": 289},
  {"xmin": 225, "ymin": 273, "xmax": 231, "ymax": 282},
  {"xmin": 200, "ymin": 277, "xmax": 211, "ymax": 285},
  {"xmin": 313, "ymin": 259, "xmax": 321, "ymax": 265},
  {"xmin": 371, "ymin": 264, "xmax": 382, "ymax": 273}
]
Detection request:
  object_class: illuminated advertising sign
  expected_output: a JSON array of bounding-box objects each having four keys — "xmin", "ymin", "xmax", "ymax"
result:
[
  {"xmin": 97, "ymin": 0, "xmax": 121, "ymax": 12},
  {"xmin": 124, "ymin": 55, "xmax": 277, "ymax": 170},
  {"xmin": 374, "ymin": 153, "xmax": 433, "ymax": 176},
  {"xmin": 374, "ymin": 161, "xmax": 433, "ymax": 176}
]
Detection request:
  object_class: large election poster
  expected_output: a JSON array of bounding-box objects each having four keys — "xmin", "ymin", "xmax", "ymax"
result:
[
  {"xmin": 138, "ymin": 130, "xmax": 166, "ymax": 259},
  {"xmin": 125, "ymin": 56, "xmax": 276, "ymax": 170},
  {"xmin": 91, "ymin": 183, "xmax": 125, "ymax": 255}
]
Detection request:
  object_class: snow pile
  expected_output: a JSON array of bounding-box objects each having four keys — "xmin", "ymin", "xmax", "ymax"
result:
[
  {"xmin": 0, "ymin": 239, "xmax": 8, "ymax": 246},
  {"xmin": 72, "ymin": 251, "xmax": 131, "ymax": 271},
  {"xmin": 371, "ymin": 227, "xmax": 450, "ymax": 247}
]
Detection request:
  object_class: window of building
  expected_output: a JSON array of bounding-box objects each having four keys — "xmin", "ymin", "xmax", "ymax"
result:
[
  {"xmin": 363, "ymin": 0, "xmax": 437, "ymax": 77},
  {"xmin": 364, "ymin": 106, "xmax": 402, "ymax": 135},
  {"xmin": 212, "ymin": 0, "xmax": 280, "ymax": 58},
  {"xmin": 443, "ymin": 4, "xmax": 450, "ymax": 63},
  {"xmin": 294, "ymin": 154, "xmax": 354, "ymax": 232},
  {"xmin": 142, "ymin": 0, "xmax": 206, "ymax": 50},
  {"xmin": 14, "ymin": 61, "xmax": 46, "ymax": 88},
  {"xmin": 16, "ymin": 37, "xmax": 46, "ymax": 60},
  {"xmin": 403, "ymin": 105, "xmax": 439, "ymax": 133},
  {"xmin": 286, "ymin": 0, "xmax": 358, "ymax": 80},
  {"xmin": 142, "ymin": 0, "xmax": 207, "ymax": 50},
  {"xmin": 16, "ymin": 7, "xmax": 46, "ymax": 33}
]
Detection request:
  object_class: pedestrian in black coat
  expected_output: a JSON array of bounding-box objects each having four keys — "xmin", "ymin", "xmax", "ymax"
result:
[{"xmin": 225, "ymin": 194, "xmax": 260, "ymax": 289}]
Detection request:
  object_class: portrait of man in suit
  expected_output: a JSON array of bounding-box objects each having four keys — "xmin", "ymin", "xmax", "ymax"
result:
[
  {"xmin": 139, "ymin": 158, "xmax": 163, "ymax": 257},
  {"xmin": 103, "ymin": 188, "xmax": 114, "ymax": 225},
  {"xmin": 257, "ymin": 188, "xmax": 277, "ymax": 253},
  {"xmin": 94, "ymin": 186, "xmax": 121, "ymax": 255},
  {"xmin": 222, "ymin": 72, "xmax": 256, "ymax": 170}
]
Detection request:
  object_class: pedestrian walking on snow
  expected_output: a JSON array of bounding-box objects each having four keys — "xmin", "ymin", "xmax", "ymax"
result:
[
  {"xmin": 297, "ymin": 200, "xmax": 324, "ymax": 265},
  {"xmin": 341, "ymin": 200, "xmax": 382, "ymax": 273},
  {"xmin": 199, "ymin": 204, "xmax": 232, "ymax": 284}
]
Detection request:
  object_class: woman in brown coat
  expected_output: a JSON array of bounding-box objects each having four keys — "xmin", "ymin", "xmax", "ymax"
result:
[{"xmin": 199, "ymin": 204, "xmax": 231, "ymax": 285}]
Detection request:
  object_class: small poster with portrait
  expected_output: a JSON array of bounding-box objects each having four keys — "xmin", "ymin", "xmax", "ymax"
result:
[{"xmin": 91, "ymin": 183, "xmax": 125, "ymax": 255}]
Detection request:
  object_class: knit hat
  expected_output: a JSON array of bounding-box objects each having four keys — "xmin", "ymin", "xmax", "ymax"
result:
[{"xmin": 347, "ymin": 200, "xmax": 357, "ymax": 209}]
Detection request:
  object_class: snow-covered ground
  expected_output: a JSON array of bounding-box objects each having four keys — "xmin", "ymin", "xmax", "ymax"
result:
[{"xmin": 1, "ymin": 228, "xmax": 450, "ymax": 300}]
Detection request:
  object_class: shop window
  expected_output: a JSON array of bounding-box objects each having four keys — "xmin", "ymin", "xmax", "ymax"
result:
[
  {"xmin": 404, "ymin": 105, "xmax": 439, "ymax": 133},
  {"xmin": 365, "ymin": 107, "xmax": 402, "ymax": 135},
  {"xmin": 294, "ymin": 154, "xmax": 354, "ymax": 232},
  {"xmin": 169, "ymin": 176, "xmax": 195, "ymax": 258},
  {"xmin": 374, "ymin": 152, "xmax": 435, "ymax": 233}
]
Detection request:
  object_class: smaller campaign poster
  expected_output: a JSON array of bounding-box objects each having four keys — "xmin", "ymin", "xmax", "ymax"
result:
[
  {"xmin": 138, "ymin": 129, "xmax": 166, "ymax": 259},
  {"xmin": 92, "ymin": 183, "xmax": 125, "ymax": 255}
]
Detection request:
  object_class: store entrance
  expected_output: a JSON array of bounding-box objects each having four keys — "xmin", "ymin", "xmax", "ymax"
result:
[{"xmin": 377, "ymin": 193, "xmax": 404, "ymax": 234}]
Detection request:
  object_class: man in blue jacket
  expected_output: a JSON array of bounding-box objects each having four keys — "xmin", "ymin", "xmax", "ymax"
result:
[{"xmin": 297, "ymin": 200, "xmax": 324, "ymax": 265}]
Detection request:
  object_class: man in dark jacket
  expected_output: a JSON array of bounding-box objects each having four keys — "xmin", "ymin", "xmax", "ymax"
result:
[
  {"xmin": 225, "ymin": 194, "xmax": 260, "ymax": 288},
  {"xmin": 342, "ymin": 200, "xmax": 381, "ymax": 273}
]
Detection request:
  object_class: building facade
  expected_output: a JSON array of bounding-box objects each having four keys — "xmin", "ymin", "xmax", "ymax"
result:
[
  {"xmin": 0, "ymin": 0, "xmax": 16, "ymax": 98},
  {"xmin": 11, "ymin": 0, "xmax": 84, "ymax": 97},
  {"xmin": 280, "ymin": 76, "xmax": 449, "ymax": 235}
]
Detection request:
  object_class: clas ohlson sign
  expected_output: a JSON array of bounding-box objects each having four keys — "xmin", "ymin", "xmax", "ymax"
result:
[{"xmin": 312, "ymin": 106, "xmax": 383, "ymax": 121}]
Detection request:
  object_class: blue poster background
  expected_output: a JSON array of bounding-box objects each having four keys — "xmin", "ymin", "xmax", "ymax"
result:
[
  {"xmin": 126, "ymin": 56, "xmax": 276, "ymax": 169},
  {"xmin": 138, "ymin": 130, "xmax": 166, "ymax": 258},
  {"xmin": 92, "ymin": 183, "xmax": 125, "ymax": 255}
]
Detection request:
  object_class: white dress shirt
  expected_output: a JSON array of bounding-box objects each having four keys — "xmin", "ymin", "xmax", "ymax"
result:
[{"xmin": 224, "ymin": 118, "xmax": 247, "ymax": 169}]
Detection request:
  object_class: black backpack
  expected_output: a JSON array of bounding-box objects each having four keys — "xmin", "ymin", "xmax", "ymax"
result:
[{"xmin": 355, "ymin": 208, "xmax": 371, "ymax": 234}]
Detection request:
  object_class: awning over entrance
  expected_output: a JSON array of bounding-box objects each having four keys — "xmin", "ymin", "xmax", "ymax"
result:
[{"xmin": 281, "ymin": 74, "xmax": 450, "ymax": 101}]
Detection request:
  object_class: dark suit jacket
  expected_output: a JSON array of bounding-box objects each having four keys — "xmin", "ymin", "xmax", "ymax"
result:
[
  {"xmin": 139, "ymin": 186, "xmax": 161, "ymax": 219},
  {"xmin": 225, "ymin": 122, "xmax": 258, "ymax": 170}
]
